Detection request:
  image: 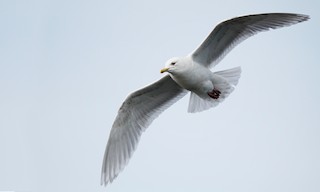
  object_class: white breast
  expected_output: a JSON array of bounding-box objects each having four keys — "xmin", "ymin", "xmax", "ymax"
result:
[{"xmin": 170, "ymin": 61, "xmax": 213, "ymax": 95}]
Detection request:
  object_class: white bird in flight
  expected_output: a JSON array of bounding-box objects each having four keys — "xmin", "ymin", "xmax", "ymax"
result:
[{"xmin": 101, "ymin": 13, "xmax": 309, "ymax": 186}]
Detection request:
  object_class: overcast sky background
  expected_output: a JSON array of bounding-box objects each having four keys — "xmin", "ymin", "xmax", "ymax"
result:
[{"xmin": 0, "ymin": 1, "xmax": 319, "ymax": 192}]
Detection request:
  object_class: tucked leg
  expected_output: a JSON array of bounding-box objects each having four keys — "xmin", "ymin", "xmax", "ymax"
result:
[{"xmin": 207, "ymin": 88, "xmax": 221, "ymax": 99}]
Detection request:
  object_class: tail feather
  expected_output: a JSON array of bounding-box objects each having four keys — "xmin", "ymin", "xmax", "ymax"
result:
[
  {"xmin": 187, "ymin": 66, "xmax": 241, "ymax": 113},
  {"xmin": 214, "ymin": 66, "xmax": 241, "ymax": 86},
  {"xmin": 188, "ymin": 92, "xmax": 218, "ymax": 113}
]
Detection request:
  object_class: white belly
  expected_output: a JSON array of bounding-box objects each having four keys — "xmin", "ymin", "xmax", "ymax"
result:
[{"xmin": 170, "ymin": 63, "xmax": 213, "ymax": 97}]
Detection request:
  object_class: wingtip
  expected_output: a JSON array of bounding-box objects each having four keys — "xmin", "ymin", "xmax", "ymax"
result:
[
  {"xmin": 293, "ymin": 13, "xmax": 310, "ymax": 22},
  {"xmin": 302, "ymin": 14, "xmax": 310, "ymax": 21}
]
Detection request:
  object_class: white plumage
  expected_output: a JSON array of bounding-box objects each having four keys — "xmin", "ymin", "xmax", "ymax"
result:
[{"xmin": 101, "ymin": 13, "xmax": 309, "ymax": 186}]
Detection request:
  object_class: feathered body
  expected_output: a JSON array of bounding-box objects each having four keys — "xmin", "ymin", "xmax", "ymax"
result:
[{"xmin": 101, "ymin": 13, "xmax": 309, "ymax": 186}]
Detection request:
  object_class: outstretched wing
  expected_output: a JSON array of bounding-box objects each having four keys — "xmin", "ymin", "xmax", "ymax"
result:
[
  {"xmin": 191, "ymin": 13, "xmax": 309, "ymax": 68},
  {"xmin": 101, "ymin": 75, "xmax": 187, "ymax": 186}
]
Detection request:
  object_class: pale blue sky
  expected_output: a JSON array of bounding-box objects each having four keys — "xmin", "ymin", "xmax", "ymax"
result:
[{"xmin": 0, "ymin": 1, "xmax": 319, "ymax": 192}]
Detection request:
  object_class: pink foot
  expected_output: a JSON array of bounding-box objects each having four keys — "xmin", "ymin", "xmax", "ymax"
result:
[{"xmin": 208, "ymin": 88, "xmax": 221, "ymax": 99}]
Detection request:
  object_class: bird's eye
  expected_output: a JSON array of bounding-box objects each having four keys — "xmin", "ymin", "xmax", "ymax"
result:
[{"xmin": 171, "ymin": 61, "xmax": 176, "ymax": 65}]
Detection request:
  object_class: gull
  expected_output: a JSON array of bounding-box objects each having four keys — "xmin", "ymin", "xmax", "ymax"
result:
[{"xmin": 101, "ymin": 13, "xmax": 309, "ymax": 186}]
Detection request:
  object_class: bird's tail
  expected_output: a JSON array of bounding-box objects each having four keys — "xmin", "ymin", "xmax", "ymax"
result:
[{"xmin": 188, "ymin": 66, "xmax": 241, "ymax": 113}]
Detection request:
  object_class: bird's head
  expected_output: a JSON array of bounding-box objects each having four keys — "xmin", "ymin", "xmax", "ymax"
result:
[{"xmin": 160, "ymin": 57, "xmax": 181, "ymax": 74}]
